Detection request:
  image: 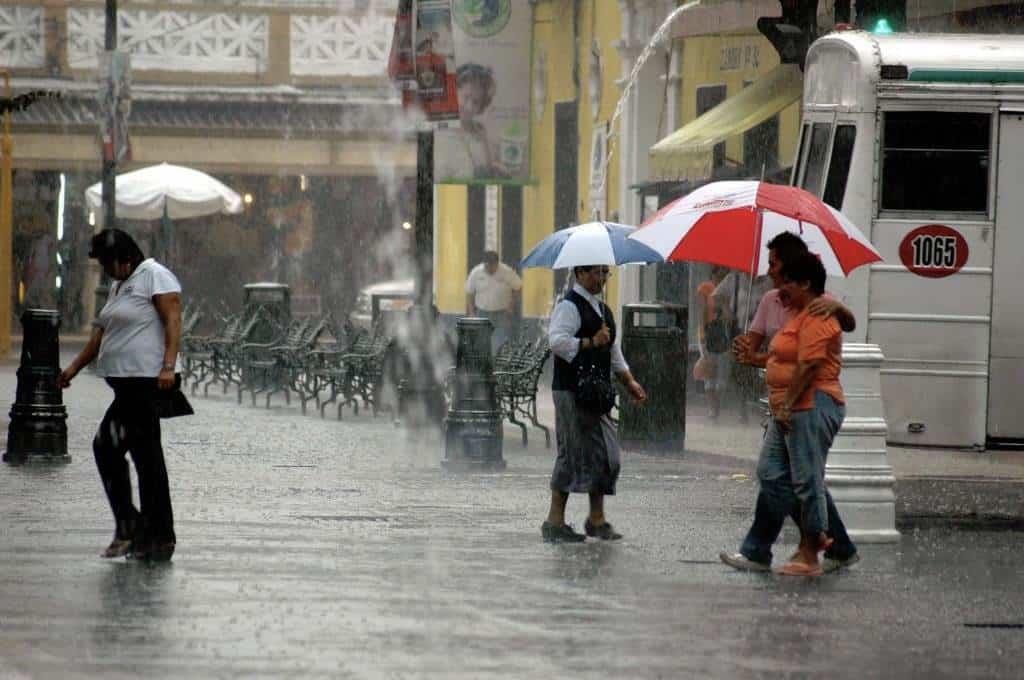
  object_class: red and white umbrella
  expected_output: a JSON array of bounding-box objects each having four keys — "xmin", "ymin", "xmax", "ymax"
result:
[{"xmin": 630, "ymin": 181, "xmax": 882, "ymax": 276}]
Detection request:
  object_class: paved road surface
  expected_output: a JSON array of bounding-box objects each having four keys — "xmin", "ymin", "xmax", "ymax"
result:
[{"xmin": 1, "ymin": 362, "xmax": 1022, "ymax": 678}]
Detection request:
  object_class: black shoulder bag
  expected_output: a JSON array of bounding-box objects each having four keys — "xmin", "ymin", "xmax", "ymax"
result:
[{"xmin": 574, "ymin": 303, "xmax": 617, "ymax": 416}]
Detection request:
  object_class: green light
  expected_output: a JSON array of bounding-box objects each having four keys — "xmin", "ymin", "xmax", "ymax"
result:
[{"xmin": 871, "ymin": 18, "xmax": 895, "ymax": 34}]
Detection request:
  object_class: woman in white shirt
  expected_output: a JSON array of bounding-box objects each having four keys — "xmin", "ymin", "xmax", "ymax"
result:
[{"xmin": 60, "ymin": 229, "xmax": 188, "ymax": 562}]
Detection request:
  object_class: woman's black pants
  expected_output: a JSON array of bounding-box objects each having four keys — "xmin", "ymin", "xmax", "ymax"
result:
[{"xmin": 94, "ymin": 378, "xmax": 175, "ymax": 544}]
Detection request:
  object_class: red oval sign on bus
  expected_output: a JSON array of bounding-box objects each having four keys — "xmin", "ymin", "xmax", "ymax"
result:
[{"xmin": 898, "ymin": 225, "xmax": 969, "ymax": 278}]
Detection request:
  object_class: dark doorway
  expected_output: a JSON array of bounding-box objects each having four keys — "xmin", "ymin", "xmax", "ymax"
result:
[
  {"xmin": 467, "ymin": 185, "xmax": 486, "ymax": 275},
  {"xmin": 501, "ymin": 186, "xmax": 523, "ymax": 269},
  {"xmin": 501, "ymin": 185, "xmax": 523, "ymax": 317},
  {"xmin": 696, "ymin": 85, "xmax": 728, "ymax": 171}
]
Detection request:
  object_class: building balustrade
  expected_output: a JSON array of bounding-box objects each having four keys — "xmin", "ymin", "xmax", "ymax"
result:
[{"xmin": 0, "ymin": 1, "xmax": 398, "ymax": 84}]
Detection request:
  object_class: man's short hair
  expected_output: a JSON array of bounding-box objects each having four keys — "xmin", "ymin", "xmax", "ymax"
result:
[
  {"xmin": 781, "ymin": 252, "xmax": 826, "ymax": 295},
  {"xmin": 88, "ymin": 228, "xmax": 145, "ymax": 266},
  {"xmin": 767, "ymin": 231, "xmax": 809, "ymax": 264},
  {"xmin": 483, "ymin": 250, "xmax": 499, "ymax": 265},
  {"xmin": 573, "ymin": 265, "xmax": 597, "ymax": 277}
]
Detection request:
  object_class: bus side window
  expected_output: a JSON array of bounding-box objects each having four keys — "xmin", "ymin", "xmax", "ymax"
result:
[
  {"xmin": 881, "ymin": 111, "xmax": 990, "ymax": 213},
  {"xmin": 792, "ymin": 123, "xmax": 810, "ymax": 186},
  {"xmin": 823, "ymin": 125, "xmax": 856, "ymax": 210},
  {"xmin": 799, "ymin": 122, "xmax": 832, "ymax": 197}
]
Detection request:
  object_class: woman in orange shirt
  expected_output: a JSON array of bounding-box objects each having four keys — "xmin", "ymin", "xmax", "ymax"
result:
[{"xmin": 761, "ymin": 253, "xmax": 847, "ymax": 576}]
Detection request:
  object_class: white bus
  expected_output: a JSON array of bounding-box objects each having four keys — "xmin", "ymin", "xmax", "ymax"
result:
[{"xmin": 793, "ymin": 30, "xmax": 1024, "ymax": 449}]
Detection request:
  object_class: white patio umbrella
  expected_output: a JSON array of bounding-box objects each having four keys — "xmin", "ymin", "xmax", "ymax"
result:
[{"xmin": 85, "ymin": 162, "xmax": 244, "ymax": 222}]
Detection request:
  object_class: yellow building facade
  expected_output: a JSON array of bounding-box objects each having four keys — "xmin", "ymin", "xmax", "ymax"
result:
[
  {"xmin": 672, "ymin": 31, "xmax": 801, "ymax": 185},
  {"xmin": 434, "ymin": 0, "xmax": 624, "ymax": 325}
]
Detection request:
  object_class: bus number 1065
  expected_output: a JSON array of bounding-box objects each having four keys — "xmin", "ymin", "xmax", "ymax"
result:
[{"xmin": 910, "ymin": 234, "xmax": 958, "ymax": 269}]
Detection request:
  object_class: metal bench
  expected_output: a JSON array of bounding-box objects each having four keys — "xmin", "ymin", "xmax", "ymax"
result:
[
  {"xmin": 315, "ymin": 326, "xmax": 394, "ymax": 420},
  {"xmin": 236, "ymin": 316, "xmax": 312, "ymax": 407},
  {"xmin": 493, "ymin": 339, "xmax": 551, "ymax": 448},
  {"xmin": 182, "ymin": 309, "xmax": 267, "ymax": 396}
]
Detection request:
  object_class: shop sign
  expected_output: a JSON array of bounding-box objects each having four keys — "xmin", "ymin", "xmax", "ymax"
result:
[
  {"xmin": 898, "ymin": 224, "xmax": 969, "ymax": 278},
  {"xmin": 719, "ymin": 44, "xmax": 760, "ymax": 72}
]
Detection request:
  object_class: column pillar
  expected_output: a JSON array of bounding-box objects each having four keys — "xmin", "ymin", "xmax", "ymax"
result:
[
  {"xmin": 615, "ymin": 0, "xmax": 642, "ymax": 307},
  {"xmin": 827, "ymin": 343, "xmax": 900, "ymax": 542}
]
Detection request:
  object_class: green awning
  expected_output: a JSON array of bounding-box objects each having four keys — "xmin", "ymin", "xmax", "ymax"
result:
[{"xmin": 649, "ymin": 64, "xmax": 803, "ymax": 182}]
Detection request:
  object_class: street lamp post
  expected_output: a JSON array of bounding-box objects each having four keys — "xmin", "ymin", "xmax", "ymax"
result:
[
  {"xmin": 102, "ymin": 0, "xmax": 118, "ymax": 229},
  {"xmin": 396, "ymin": 130, "xmax": 448, "ymax": 430},
  {"xmin": 90, "ymin": 0, "xmax": 118, "ymax": 324}
]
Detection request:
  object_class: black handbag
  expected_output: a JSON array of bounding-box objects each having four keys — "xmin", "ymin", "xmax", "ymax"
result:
[
  {"xmin": 153, "ymin": 374, "xmax": 195, "ymax": 419},
  {"xmin": 575, "ymin": 362, "xmax": 616, "ymax": 415}
]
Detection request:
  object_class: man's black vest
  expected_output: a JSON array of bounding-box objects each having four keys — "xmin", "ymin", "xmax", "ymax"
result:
[{"xmin": 552, "ymin": 290, "xmax": 616, "ymax": 391}]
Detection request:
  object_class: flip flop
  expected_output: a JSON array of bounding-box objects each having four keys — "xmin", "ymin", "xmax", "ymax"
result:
[{"xmin": 775, "ymin": 560, "xmax": 824, "ymax": 577}]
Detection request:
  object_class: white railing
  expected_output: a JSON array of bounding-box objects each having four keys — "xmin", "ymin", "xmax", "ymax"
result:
[
  {"xmin": 67, "ymin": 7, "xmax": 270, "ymax": 74},
  {"xmin": 0, "ymin": 5, "xmax": 45, "ymax": 69}
]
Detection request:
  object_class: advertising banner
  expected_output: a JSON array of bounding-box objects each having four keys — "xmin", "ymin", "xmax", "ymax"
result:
[
  {"xmin": 387, "ymin": 0, "xmax": 416, "ymax": 86},
  {"xmin": 389, "ymin": 0, "xmax": 459, "ymax": 120},
  {"xmin": 435, "ymin": 0, "xmax": 532, "ymax": 184},
  {"xmin": 98, "ymin": 50, "xmax": 132, "ymax": 163},
  {"xmin": 411, "ymin": 0, "xmax": 460, "ymax": 121}
]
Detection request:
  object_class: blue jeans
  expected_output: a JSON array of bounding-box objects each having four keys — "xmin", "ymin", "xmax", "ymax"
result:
[{"xmin": 739, "ymin": 390, "xmax": 855, "ymax": 564}]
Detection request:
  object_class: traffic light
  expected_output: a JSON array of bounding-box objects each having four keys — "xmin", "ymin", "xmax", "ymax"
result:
[
  {"xmin": 758, "ymin": 1, "xmax": 818, "ymax": 66},
  {"xmin": 856, "ymin": 0, "xmax": 906, "ymax": 33}
]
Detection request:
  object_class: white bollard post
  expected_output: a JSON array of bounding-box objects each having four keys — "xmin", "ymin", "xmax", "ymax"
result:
[{"xmin": 826, "ymin": 343, "xmax": 900, "ymax": 543}]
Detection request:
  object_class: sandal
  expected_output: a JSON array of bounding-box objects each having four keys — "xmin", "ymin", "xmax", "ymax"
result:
[
  {"xmin": 101, "ymin": 538, "xmax": 133, "ymax": 559},
  {"xmin": 101, "ymin": 519, "xmax": 136, "ymax": 558},
  {"xmin": 776, "ymin": 560, "xmax": 824, "ymax": 577}
]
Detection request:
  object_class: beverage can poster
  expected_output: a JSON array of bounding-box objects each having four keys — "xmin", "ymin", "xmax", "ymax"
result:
[
  {"xmin": 408, "ymin": 0, "xmax": 459, "ymax": 121},
  {"xmin": 435, "ymin": 0, "xmax": 532, "ymax": 184}
]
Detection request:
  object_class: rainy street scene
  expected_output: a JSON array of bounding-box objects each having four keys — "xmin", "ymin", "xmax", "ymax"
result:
[{"xmin": 2, "ymin": 1, "xmax": 1024, "ymax": 678}]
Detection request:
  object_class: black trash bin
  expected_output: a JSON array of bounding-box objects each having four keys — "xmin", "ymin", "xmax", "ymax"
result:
[
  {"xmin": 243, "ymin": 282, "xmax": 291, "ymax": 342},
  {"xmin": 619, "ymin": 303, "xmax": 687, "ymax": 451}
]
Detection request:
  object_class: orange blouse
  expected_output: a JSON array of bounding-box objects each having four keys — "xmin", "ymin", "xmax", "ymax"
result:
[{"xmin": 765, "ymin": 307, "xmax": 845, "ymax": 412}]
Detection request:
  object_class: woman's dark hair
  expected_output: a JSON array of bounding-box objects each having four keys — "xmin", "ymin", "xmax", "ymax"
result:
[
  {"xmin": 88, "ymin": 228, "xmax": 145, "ymax": 267},
  {"xmin": 781, "ymin": 252, "xmax": 826, "ymax": 295},
  {"xmin": 767, "ymin": 231, "xmax": 808, "ymax": 264}
]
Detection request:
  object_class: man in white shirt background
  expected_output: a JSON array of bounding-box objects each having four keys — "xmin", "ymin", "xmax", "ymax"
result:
[{"xmin": 465, "ymin": 250, "xmax": 522, "ymax": 351}]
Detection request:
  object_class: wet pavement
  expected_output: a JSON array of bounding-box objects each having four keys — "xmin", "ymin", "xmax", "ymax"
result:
[{"xmin": 1, "ymin": 357, "xmax": 1023, "ymax": 679}]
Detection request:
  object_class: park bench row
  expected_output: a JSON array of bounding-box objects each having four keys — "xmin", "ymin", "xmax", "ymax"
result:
[
  {"xmin": 180, "ymin": 306, "xmax": 552, "ymax": 446},
  {"xmin": 180, "ymin": 307, "xmax": 392, "ymax": 418}
]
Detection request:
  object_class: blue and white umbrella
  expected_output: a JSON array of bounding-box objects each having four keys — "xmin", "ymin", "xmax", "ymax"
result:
[{"xmin": 520, "ymin": 221, "xmax": 664, "ymax": 269}]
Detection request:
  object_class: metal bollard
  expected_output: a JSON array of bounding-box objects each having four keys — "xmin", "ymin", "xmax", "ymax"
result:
[
  {"xmin": 619, "ymin": 303, "xmax": 687, "ymax": 451},
  {"xmin": 4, "ymin": 309, "xmax": 70, "ymax": 464},
  {"xmin": 442, "ymin": 318, "xmax": 505, "ymax": 471}
]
